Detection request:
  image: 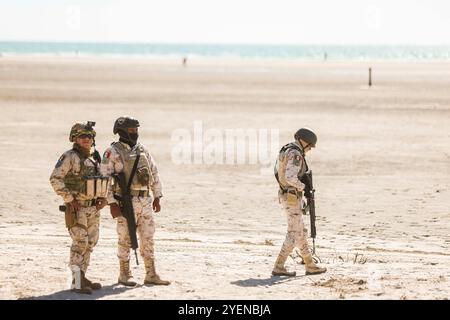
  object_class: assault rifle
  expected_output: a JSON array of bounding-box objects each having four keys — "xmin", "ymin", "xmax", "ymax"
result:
[
  {"xmin": 113, "ymin": 171, "xmax": 139, "ymax": 265},
  {"xmin": 301, "ymin": 170, "xmax": 317, "ymax": 255}
]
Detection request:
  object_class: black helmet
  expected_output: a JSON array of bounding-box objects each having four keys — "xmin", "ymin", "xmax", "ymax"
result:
[
  {"xmin": 113, "ymin": 116, "xmax": 140, "ymax": 134},
  {"xmin": 113, "ymin": 116, "xmax": 140, "ymax": 146},
  {"xmin": 294, "ymin": 128, "xmax": 317, "ymax": 147}
]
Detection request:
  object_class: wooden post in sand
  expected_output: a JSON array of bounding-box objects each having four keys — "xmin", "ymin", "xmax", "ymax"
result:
[{"xmin": 369, "ymin": 67, "xmax": 372, "ymax": 87}]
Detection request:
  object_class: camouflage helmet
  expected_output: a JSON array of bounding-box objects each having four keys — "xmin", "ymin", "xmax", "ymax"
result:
[
  {"xmin": 69, "ymin": 122, "xmax": 96, "ymax": 142},
  {"xmin": 294, "ymin": 128, "xmax": 317, "ymax": 147},
  {"xmin": 113, "ymin": 116, "xmax": 140, "ymax": 134}
]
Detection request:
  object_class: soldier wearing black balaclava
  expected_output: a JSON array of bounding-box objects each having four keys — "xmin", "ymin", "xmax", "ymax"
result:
[{"xmin": 102, "ymin": 116, "xmax": 170, "ymax": 286}]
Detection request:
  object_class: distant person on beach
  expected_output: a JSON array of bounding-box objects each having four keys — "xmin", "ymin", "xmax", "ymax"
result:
[
  {"xmin": 272, "ymin": 128, "xmax": 327, "ymax": 276},
  {"xmin": 102, "ymin": 116, "xmax": 170, "ymax": 287},
  {"xmin": 49, "ymin": 122, "xmax": 108, "ymax": 294},
  {"xmin": 183, "ymin": 56, "xmax": 187, "ymax": 67}
]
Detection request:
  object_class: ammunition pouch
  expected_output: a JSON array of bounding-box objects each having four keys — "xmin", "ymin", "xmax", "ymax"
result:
[
  {"xmin": 280, "ymin": 187, "xmax": 302, "ymax": 207},
  {"xmin": 65, "ymin": 175, "xmax": 110, "ymax": 199},
  {"xmin": 136, "ymin": 167, "xmax": 150, "ymax": 185},
  {"xmin": 84, "ymin": 176, "xmax": 110, "ymax": 199},
  {"xmin": 64, "ymin": 176, "xmax": 84, "ymax": 193}
]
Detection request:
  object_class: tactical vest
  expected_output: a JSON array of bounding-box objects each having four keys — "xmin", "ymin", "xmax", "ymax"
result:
[
  {"xmin": 274, "ymin": 142, "xmax": 307, "ymax": 190},
  {"xmin": 112, "ymin": 142, "xmax": 153, "ymax": 191},
  {"xmin": 63, "ymin": 149, "xmax": 109, "ymax": 199}
]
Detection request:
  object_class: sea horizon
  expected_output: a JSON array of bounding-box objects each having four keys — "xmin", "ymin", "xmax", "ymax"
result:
[{"xmin": 1, "ymin": 41, "xmax": 450, "ymax": 61}]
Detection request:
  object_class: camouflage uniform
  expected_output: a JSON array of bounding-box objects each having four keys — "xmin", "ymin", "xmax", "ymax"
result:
[
  {"xmin": 49, "ymin": 146, "xmax": 102, "ymax": 288},
  {"xmin": 273, "ymin": 139, "xmax": 326, "ymax": 276},
  {"xmin": 103, "ymin": 141, "xmax": 169, "ymax": 285},
  {"xmin": 49, "ymin": 122, "xmax": 108, "ymax": 293},
  {"xmin": 277, "ymin": 142, "xmax": 310, "ymax": 259},
  {"xmin": 116, "ymin": 198, "xmax": 156, "ymax": 261}
]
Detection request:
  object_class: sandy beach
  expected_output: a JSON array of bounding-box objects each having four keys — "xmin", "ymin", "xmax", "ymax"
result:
[{"xmin": 0, "ymin": 56, "xmax": 449, "ymax": 300}]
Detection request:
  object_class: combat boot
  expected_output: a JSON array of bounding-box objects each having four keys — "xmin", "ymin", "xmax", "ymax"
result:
[
  {"xmin": 81, "ymin": 271, "xmax": 102, "ymax": 290},
  {"xmin": 71, "ymin": 268, "xmax": 92, "ymax": 294},
  {"xmin": 144, "ymin": 259, "xmax": 170, "ymax": 285},
  {"xmin": 71, "ymin": 285, "xmax": 93, "ymax": 294},
  {"xmin": 303, "ymin": 253, "xmax": 327, "ymax": 275},
  {"xmin": 272, "ymin": 255, "xmax": 296, "ymax": 277},
  {"xmin": 118, "ymin": 260, "xmax": 137, "ymax": 287}
]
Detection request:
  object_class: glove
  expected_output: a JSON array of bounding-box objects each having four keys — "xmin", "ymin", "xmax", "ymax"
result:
[
  {"xmin": 152, "ymin": 197, "xmax": 161, "ymax": 213},
  {"xmin": 109, "ymin": 203, "xmax": 122, "ymax": 218},
  {"xmin": 300, "ymin": 174, "xmax": 312, "ymax": 190}
]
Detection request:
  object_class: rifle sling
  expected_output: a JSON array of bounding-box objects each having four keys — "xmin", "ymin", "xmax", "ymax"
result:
[{"xmin": 126, "ymin": 148, "xmax": 141, "ymax": 193}]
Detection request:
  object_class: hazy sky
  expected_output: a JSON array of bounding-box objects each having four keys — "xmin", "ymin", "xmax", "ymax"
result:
[{"xmin": 1, "ymin": 0, "xmax": 449, "ymax": 44}]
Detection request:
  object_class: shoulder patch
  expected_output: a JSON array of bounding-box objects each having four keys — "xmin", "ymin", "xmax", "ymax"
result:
[
  {"xmin": 102, "ymin": 150, "xmax": 111, "ymax": 164},
  {"xmin": 293, "ymin": 155, "xmax": 301, "ymax": 166},
  {"xmin": 55, "ymin": 155, "xmax": 66, "ymax": 168}
]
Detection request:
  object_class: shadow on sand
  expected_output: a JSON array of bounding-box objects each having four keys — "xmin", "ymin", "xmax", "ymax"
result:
[
  {"xmin": 19, "ymin": 283, "xmax": 140, "ymax": 300},
  {"xmin": 231, "ymin": 275, "xmax": 305, "ymax": 288}
]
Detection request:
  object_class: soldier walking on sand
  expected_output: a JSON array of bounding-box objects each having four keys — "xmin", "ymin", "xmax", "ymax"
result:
[{"xmin": 272, "ymin": 128, "xmax": 327, "ymax": 276}]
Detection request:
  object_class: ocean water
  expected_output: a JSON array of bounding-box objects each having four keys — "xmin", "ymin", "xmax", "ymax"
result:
[{"xmin": 0, "ymin": 42, "xmax": 449, "ymax": 61}]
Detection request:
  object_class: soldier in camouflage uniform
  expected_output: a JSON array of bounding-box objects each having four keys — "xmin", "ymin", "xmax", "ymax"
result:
[
  {"xmin": 50, "ymin": 122, "xmax": 108, "ymax": 294},
  {"xmin": 272, "ymin": 128, "xmax": 327, "ymax": 276},
  {"xmin": 102, "ymin": 116, "xmax": 170, "ymax": 286}
]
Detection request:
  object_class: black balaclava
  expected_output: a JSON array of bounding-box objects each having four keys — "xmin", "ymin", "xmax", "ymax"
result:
[{"xmin": 118, "ymin": 129, "xmax": 138, "ymax": 147}]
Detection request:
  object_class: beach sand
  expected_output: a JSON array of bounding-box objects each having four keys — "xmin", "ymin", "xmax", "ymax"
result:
[{"xmin": 0, "ymin": 56, "xmax": 449, "ymax": 300}]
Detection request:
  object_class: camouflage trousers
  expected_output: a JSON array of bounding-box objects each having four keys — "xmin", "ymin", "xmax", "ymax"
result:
[
  {"xmin": 277, "ymin": 194, "xmax": 310, "ymax": 259},
  {"xmin": 68, "ymin": 206, "xmax": 100, "ymax": 272},
  {"xmin": 116, "ymin": 196, "xmax": 155, "ymax": 262}
]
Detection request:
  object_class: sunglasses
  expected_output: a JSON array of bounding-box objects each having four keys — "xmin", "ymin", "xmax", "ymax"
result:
[{"xmin": 78, "ymin": 134, "xmax": 93, "ymax": 139}]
